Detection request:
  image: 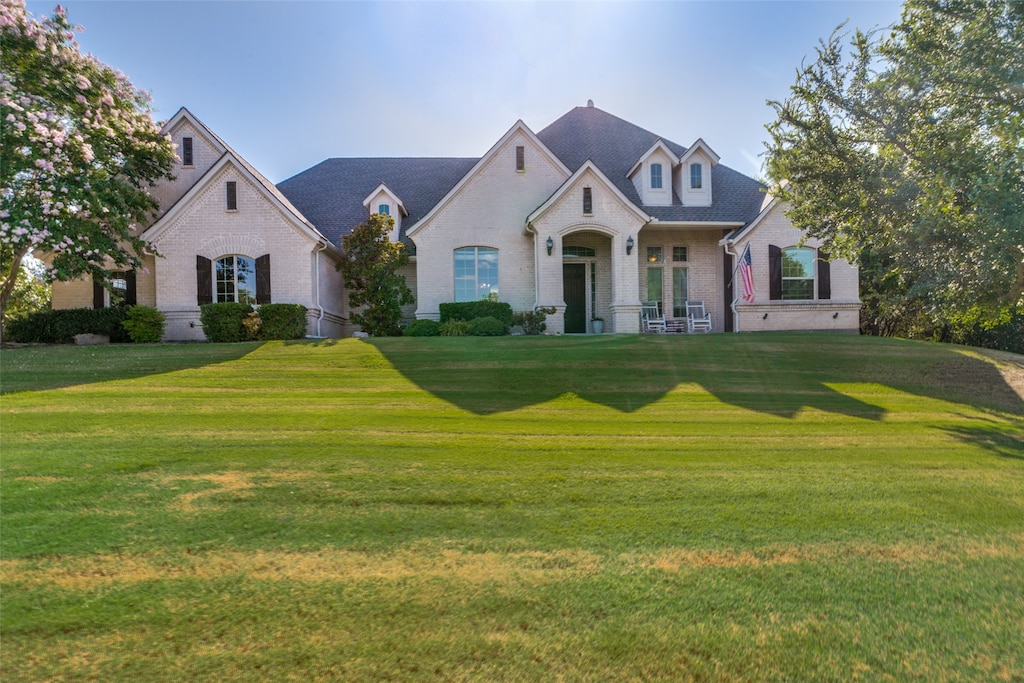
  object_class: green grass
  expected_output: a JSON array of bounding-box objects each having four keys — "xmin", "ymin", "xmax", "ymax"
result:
[{"xmin": 2, "ymin": 333, "xmax": 1022, "ymax": 681}]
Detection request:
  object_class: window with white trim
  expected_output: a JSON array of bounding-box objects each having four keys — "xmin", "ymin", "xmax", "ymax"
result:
[
  {"xmin": 690, "ymin": 163, "xmax": 702, "ymax": 189},
  {"xmin": 454, "ymin": 247, "xmax": 499, "ymax": 302},
  {"xmin": 216, "ymin": 255, "xmax": 256, "ymax": 304},
  {"xmin": 378, "ymin": 204, "xmax": 390, "ymax": 216},
  {"xmin": 782, "ymin": 247, "xmax": 815, "ymax": 300},
  {"xmin": 650, "ymin": 163, "xmax": 663, "ymax": 189}
]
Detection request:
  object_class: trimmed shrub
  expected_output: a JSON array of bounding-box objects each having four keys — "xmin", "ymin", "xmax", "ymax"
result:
[
  {"xmin": 5, "ymin": 307, "xmax": 128, "ymax": 343},
  {"xmin": 121, "ymin": 306, "xmax": 166, "ymax": 343},
  {"xmin": 257, "ymin": 303, "xmax": 308, "ymax": 340},
  {"xmin": 439, "ymin": 301, "xmax": 513, "ymax": 326},
  {"xmin": 512, "ymin": 306, "xmax": 556, "ymax": 335},
  {"xmin": 468, "ymin": 316, "xmax": 508, "ymax": 336},
  {"xmin": 404, "ymin": 319, "xmax": 441, "ymax": 337},
  {"xmin": 438, "ymin": 319, "xmax": 471, "ymax": 337},
  {"xmin": 200, "ymin": 303, "xmax": 255, "ymax": 343}
]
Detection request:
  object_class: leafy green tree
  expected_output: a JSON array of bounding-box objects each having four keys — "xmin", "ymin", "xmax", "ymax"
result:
[
  {"xmin": 338, "ymin": 213, "xmax": 413, "ymax": 336},
  {"xmin": 0, "ymin": 0, "xmax": 177, "ymax": 337},
  {"xmin": 765, "ymin": 0, "xmax": 1024, "ymax": 327},
  {"xmin": 2, "ymin": 256, "xmax": 49, "ymax": 324}
]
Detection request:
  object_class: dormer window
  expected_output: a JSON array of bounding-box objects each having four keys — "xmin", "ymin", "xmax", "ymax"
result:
[
  {"xmin": 182, "ymin": 137, "xmax": 193, "ymax": 166},
  {"xmin": 690, "ymin": 163, "xmax": 702, "ymax": 189},
  {"xmin": 378, "ymin": 204, "xmax": 390, "ymax": 216},
  {"xmin": 650, "ymin": 163, "xmax": 663, "ymax": 189}
]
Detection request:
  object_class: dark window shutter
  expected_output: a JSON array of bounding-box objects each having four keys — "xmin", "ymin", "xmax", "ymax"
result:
[
  {"xmin": 196, "ymin": 255, "xmax": 213, "ymax": 305},
  {"xmin": 817, "ymin": 249, "xmax": 831, "ymax": 300},
  {"xmin": 226, "ymin": 181, "xmax": 237, "ymax": 211},
  {"xmin": 256, "ymin": 254, "xmax": 271, "ymax": 304},
  {"xmin": 125, "ymin": 269, "xmax": 138, "ymax": 306},
  {"xmin": 93, "ymin": 276, "xmax": 105, "ymax": 309},
  {"xmin": 768, "ymin": 244, "xmax": 782, "ymax": 301}
]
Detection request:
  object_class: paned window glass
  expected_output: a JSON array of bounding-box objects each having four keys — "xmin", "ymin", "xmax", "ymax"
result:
[
  {"xmin": 647, "ymin": 246, "xmax": 663, "ymax": 263},
  {"xmin": 216, "ymin": 255, "xmax": 256, "ymax": 304},
  {"xmin": 454, "ymin": 247, "xmax": 499, "ymax": 302},
  {"xmin": 690, "ymin": 163, "xmax": 702, "ymax": 189},
  {"xmin": 647, "ymin": 267, "xmax": 663, "ymax": 310},
  {"xmin": 672, "ymin": 246, "xmax": 688, "ymax": 262},
  {"xmin": 650, "ymin": 163, "xmax": 663, "ymax": 189},
  {"xmin": 672, "ymin": 268, "xmax": 688, "ymax": 317},
  {"xmin": 782, "ymin": 247, "xmax": 815, "ymax": 300}
]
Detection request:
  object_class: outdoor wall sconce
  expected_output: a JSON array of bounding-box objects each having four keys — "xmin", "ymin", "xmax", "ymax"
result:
[
  {"xmin": 763, "ymin": 313, "xmax": 769, "ymax": 320},
  {"xmin": 833, "ymin": 312, "xmax": 839, "ymax": 319},
  {"xmin": 626, "ymin": 236, "xmax": 634, "ymax": 255},
  {"xmin": 546, "ymin": 236, "xmax": 554, "ymax": 256}
]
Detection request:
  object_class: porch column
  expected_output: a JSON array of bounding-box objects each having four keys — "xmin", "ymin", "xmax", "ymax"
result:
[
  {"xmin": 534, "ymin": 232, "xmax": 565, "ymax": 334},
  {"xmin": 609, "ymin": 232, "xmax": 641, "ymax": 333}
]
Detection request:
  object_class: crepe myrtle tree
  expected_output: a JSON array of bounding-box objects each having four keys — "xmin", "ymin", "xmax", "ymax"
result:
[
  {"xmin": 338, "ymin": 212, "xmax": 413, "ymax": 336},
  {"xmin": 765, "ymin": 0, "xmax": 1024, "ymax": 328},
  {"xmin": 0, "ymin": 0, "xmax": 177, "ymax": 337}
]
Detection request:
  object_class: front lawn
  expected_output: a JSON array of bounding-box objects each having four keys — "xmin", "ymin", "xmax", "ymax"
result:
[{"xmin": 2, "ymin": 334, "xmax": 1022, "ymax": 681}]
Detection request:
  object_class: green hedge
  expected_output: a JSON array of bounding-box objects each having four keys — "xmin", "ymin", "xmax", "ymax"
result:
[
  {"xmin": 5, "ymin": 307, "xmax": 129, "ymax": 343},
  {"xmin": 258, "ymin": 303, "xmax": 308, "ymax": 340},
  {"xmin": 121, "ymin": 306, "xmax": 166, "ymax": 343},
  {"xmin": 199, "ymin": 303, "xmax": 254, "ymax": 343},
  {"xmin": 403, "ymin": 319, "xmax": 441, "ymax": 337},
  {"xmin": 468, "ymin": 316, "xmax": 508, "ymax": 336},
  {"xmin": 439, "ymin": 301, "xmax": 513, "ymax": 326}
]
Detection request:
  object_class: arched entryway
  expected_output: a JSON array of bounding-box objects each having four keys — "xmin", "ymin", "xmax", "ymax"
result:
[{"xmin": 560, "ymin": 230, "xmax": 612, "ymax": 333}]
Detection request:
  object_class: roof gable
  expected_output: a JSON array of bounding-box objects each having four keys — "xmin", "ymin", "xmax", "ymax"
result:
[
  {"xmin": 527, "ymin": 159, "xmax": 652, "ymax": 227},
  {"xmin": 406, "ymin": 120, "xmax": 570, "ymax": 238}
]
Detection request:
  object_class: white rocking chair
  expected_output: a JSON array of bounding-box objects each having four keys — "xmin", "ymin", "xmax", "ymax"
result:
[
  {"xmin": 686, "ymin": 301, "xmax": 712, "ymax": 333},
  {"xmin": 641, "ymin": 302, "xmax": 667, "ymax": 333}
]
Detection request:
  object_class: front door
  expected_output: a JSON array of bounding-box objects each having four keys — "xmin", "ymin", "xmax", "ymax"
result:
[{"xmin": 563, "ymin": 263, "xmax": 586, "ymax": 333}]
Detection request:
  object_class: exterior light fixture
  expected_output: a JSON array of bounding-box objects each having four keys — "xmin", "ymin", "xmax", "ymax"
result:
[
  {"xmin": 626, "ymin": 236, "xmax": 634, "ymax": 255},
  {"xmin": 546, "ymin": 236, "xmax": 554, "ymax": 256}
]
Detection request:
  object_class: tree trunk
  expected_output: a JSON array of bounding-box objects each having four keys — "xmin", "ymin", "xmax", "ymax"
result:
[{"xmin": 0, "ymin": 246, "xmax": 30, "ymax": 345}]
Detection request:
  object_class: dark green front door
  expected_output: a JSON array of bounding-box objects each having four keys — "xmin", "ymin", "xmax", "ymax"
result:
[{"xmin": 563, "ymin": 263, "xmax": 586, "ymax": 333}]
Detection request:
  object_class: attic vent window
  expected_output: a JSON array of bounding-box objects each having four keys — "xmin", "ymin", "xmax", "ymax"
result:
[
  {"xmin": 226, "ymin": 181, "xmax": 237, "ymax": 211},
  {"xmin": 516, "ymin": 146, "xmax": 525, "ymax": 172},
  {"xmin": 690, "ymin": 163, "xmax": 702, "ymax": 189},
  {"xmin": 182, "ymin": 137, "xmax": 193, "ymax": 166},
  {"xmin": 582, "ymin": 187, "xmax": 593, "ymax": 215},
  {"xmin": 650, "ymin": 163, "xmax": 663, "ymax": 189}
]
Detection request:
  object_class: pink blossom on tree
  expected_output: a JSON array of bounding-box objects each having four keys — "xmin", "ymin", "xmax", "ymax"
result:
[{"xmin": 0, "ymin": 0, "xmax": 176, "ymax": 335}]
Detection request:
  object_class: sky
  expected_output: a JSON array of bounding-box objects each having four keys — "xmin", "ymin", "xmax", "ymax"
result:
[{"xmin": 26, "ymin": 0, "xmax": 904, "ymax": 183}]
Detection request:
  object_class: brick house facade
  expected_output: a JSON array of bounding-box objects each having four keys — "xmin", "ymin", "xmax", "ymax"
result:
[{"xmin": 50, "ymin": 103, "xmax": 860, "ymax": 339}]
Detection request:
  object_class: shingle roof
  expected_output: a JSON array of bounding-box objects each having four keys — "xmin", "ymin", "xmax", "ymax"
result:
[
  {"xmin": 274, "ymin": 105, "xmax": 768, "ymax": 251},
  {"xmin": 537, "ymin": 105, "xmax": 766, "ymax": 224},
  {"xmin": 276, "ymin": 158, "xmax": 477, "ymax": 251}
]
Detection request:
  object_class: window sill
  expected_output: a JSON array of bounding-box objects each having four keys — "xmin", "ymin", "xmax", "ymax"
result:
[{"xmin": 226, "ymin": 209, "xmax": 239, "ymax": 214}]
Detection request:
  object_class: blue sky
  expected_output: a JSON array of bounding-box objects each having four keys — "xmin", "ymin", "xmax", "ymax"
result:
[{"xmin": 27, "ymin": 0, "xmax": 903, "ymax": 182}]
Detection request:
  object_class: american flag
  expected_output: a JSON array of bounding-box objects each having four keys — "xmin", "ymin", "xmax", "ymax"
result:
[{"xmin": 739, "ymin": 244, "xmax": 755, "ymax": 303}]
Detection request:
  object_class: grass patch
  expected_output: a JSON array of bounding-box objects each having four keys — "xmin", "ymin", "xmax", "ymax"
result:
[{"xmin": 1, "ymin": 334, "xmax": 1022, "ymax": 681}]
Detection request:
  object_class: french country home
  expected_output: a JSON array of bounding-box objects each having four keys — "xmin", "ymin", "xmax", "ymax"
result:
[{"xmin": 50, "ymin": 102, "xmax": 860, "ymax": 339}]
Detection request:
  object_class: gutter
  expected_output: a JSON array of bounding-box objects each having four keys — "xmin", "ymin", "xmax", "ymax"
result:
[{"xmin": 312, "ymin": 242, "xmax": 327, "ymax": 338}]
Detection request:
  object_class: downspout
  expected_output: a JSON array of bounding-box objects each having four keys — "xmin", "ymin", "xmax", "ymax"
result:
[
  {"xmin": 723, "ymin": 240, "xmax": 740, "ymax": 333},
  {"xmin": 525, "ymin": 221, "xmax": 541, "ymax": 310},
  {"xmin": 314, "ymin": 242, "xmax": 327, "ymax": 338}
]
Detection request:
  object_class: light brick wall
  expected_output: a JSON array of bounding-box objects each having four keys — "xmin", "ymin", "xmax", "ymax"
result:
[
  {"xmin": 49, "ymin": 253, "xmax": 158, "ymax": 310},
  {"xmin": 150, "ymin": 119, "xmax": 223, "ymax": 216},
  {"xmin": 411, "ymin": 130, "xmax": 569, "ymax": 319},
  {"xmin": 529, "ymin": 168, "xmax": 647, "ymax": 333},
  {"xmin": 150, "ymin": 163, "xmax": 341, "ymax": 340},
  {"xmin": 731, "ymin": 202, "xmax": 860, "ymax": 333}
]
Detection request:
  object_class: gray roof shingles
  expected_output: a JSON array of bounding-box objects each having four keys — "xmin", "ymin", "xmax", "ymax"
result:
[{"xmin": 274, "ymin": 105, "xmax": 767, "ymax": 250}]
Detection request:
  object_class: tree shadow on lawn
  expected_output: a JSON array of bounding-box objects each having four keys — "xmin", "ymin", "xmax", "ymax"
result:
[
  {"xmin": 370, "ymin": 334, "xmax": 1024, "ymax": 420},
  {"xmin": 0, "ymin": 342, "xmax": 263, "ymax": 394},
  {"xmin": 942, "ymin": 419, "xmax": 1024, "ymax": 460}
]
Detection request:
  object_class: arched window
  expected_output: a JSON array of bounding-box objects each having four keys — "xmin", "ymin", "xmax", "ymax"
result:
[
  {"xmin": 216, "ymin": 255, "xmax": 257, "ymax": 304},
  {"xmin": 781, "ymin": 247, "xmax": 815, "ymax": 300},
  {"xmin": 454, "ymin": 247, "xmax": 498, "ymax": 302}
]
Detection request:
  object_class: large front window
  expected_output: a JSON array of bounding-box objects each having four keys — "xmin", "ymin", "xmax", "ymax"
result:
[
  {"xmin": 216, "ymin": 255, "xmax": 256, "ymax": 304},
  {"xmin": 782, "ymin": 247, "xmax": 815, "ymax": 300},
  {"xmin": 454, "ymin": 247, "xmax": 498, "ymax": 301}
]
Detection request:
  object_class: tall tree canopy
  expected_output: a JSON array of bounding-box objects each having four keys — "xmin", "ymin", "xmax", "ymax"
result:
[
  {"xmin": 765, "ymin": 0, "xmax": 1023, "ymax": 326},
  {"xmin": 338, "ymin": 213, "xmax": 413, "ymax": 337},
  {"xmin": 0, "ymin": 0, "xmax": 176, "ymax": 330}
]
